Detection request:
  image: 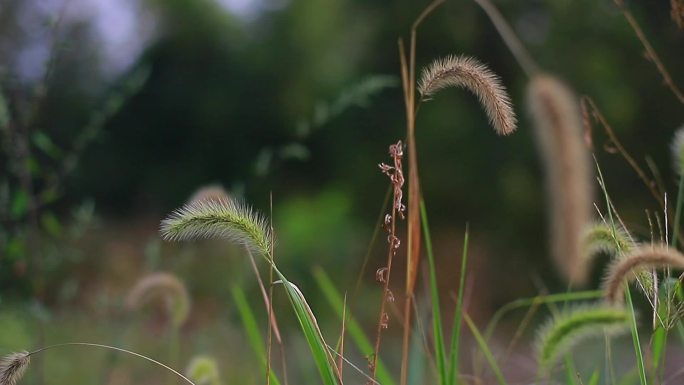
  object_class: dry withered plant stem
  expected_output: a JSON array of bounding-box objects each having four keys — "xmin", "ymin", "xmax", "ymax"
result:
[
  {"xmin": 581, "ymin": 96, "xmax": 684, "ymax": 247},
  {"xmin": 371, "ymin": 140, "xmax": 406, "ymax": 382},
  {"xmin": 613, "ymin": 0, "xmax": 684, "ymax": 105},
  {"xmin": 397, "ymin": 2, "xmax": 444, "ymax": 384}
]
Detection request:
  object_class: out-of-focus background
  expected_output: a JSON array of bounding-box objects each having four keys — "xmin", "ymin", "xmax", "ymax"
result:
[{"xmin": 1, "ymin": 0, "xmax": 683, "ymax": 383}]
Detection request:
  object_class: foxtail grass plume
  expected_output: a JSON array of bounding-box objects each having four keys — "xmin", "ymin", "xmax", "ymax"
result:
[
  {"xmin": 417, "ymin": 55, "xmax": 517, "ymax": 135},
  {"xmin": 127, "ymin": 272, "xmax": 191, "ymax": 328},
  {"xmin": 188, "ymin": 185, "xmax": 231, "ymax": 205},
  {"xmin": 536, "ymin": 305, "xmax": 629, "ymax": 372},
  {"xmin": 671, "ymin": 125, "xmax": 684, "ymax": 175},
  {"xmin": 160, "ymin": 199, "xmax": 272, "ymax": 257},
  {"xmin": 528, "ymin": 74, "xmax": 593, "ymax": 285},
  {"xmin": 603, "ymin": 244, "xmax": 684, "ymax": 304},
  {"xmin": 582, "ymin": 222, "xmax": 635, "ymax": 258},
  {"xmin": 0, "ymin": 351, "xmax": 30, "ymax": 385}
]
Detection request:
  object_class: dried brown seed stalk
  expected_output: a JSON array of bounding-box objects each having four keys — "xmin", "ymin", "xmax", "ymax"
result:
[
  {"xmin": 418, "ymin": 55, "xmax": 517, "ymax": 135},
  {"xmin": 528, "ymin": 74, "xmax": 593, "ymax": 285}
]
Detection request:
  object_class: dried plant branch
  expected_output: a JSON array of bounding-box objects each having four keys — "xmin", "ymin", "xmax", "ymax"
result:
[
  {"xmin": 582, "ymin": 97, "xmax": 684, "ymax": 248},
  {"xmin": 419, "ymin": 55, "xmax": 517, "ymax": 135},
  {"xmin": 614, "ymin": 1, "xmax": 684, "ymax": 104},
  {"xmin": 372, "ymin": 140, "xmax": 405, "ymax": 381}
]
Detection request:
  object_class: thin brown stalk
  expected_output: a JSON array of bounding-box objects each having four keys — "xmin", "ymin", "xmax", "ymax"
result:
[
  {"xmin": 337, "ymin": 294, "xmax": 347, "ymax": 380},
  {"xmin": 401, "ymin": 1, "xmax": 445, "ymax": 381},
  {"xmin": 582, "ymin": 96, "xmax": 684, "ymax": 248},
  {"xmin": 614, "ymin": 1, "xmax": 684, "ymax": 104},
  {"xmin": 472, "ymin": 0, "xmax": 539, "ymax": 77}
]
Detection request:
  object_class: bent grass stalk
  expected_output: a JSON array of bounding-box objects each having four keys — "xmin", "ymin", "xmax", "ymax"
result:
[{"xmin": 0, "ymin": 343, "xmax": 197, "ymax": 385}]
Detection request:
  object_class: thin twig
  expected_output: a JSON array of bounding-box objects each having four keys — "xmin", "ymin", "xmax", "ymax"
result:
[
  {"xmin": 614, "ymin": 1, "xmax": 684, "ymax": 104},
  {"xmin": 472, "ymin": 0, "xmax": 540, "ymax": 77}
]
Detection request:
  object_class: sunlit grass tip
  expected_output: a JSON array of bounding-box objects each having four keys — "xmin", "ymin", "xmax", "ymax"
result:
[
  {"xmin": 0, "ymin": 351, "xmax": 30, "ymax": 385},
  {"xmin": 582, "ymin": 221, "xmax": 635, "ymax": 259},
  {"xmin": 126, "ymin": 272, "xmax": 191, "ymax": 328},
  {"xmin": 671, "ymin": 124, "xmax": 684, "ymax": 175},
  {"xmin": 603, "ymin": 244, "xmax": 684, "ymax": 304},
  {"xmin": 185, "ymin": 355, "xmax": 222, "ymax": 385},
  {"xmin": 160, "ymin": 198, "xmax": 272, "ymax": 257},
  {"xmin": 417, "ymin": 55, "xmax": 517, "ymax": 135},
  {"xmin": 536, "ymin": 304, "xmax": 629, "ymax": 372}
]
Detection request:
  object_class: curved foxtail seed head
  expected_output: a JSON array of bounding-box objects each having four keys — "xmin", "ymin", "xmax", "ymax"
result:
[
  {"xmin": 671, "ymin": 125, "xmax": 684, "ymax": 175},
  {"xmin": 160, "ymin": 199, "xmax": 272, "ymax": 257},
  {"xmin": 417, "ymin": 55, "xmax": 517, "ymax": 135},
  {"xmin": 582, "ymin": 222, "xmax": 635, "ymax": 260},
  {"xmin": 603, "ymin": 244, "xmax": 684, "ymax": 304},
  {"xmin": 188, "ymin": 185, "xmax": 231, "ymax": 205},
  {"xmin": 0, "ymin": 351, "xmax": 30, "ymax": 385},
  {"xmin": 536, "ymin": 304, "xmax": 629, "ymax": 372},
  {"xmin": 127, "ymin": 272, "xmax": 191, "ymax": 328},
  {"xmin": 528, "ymin": 74, "xmax": 593, "ymax": 286}
]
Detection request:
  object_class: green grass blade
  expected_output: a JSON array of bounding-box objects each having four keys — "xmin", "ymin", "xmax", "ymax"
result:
[
  {"xmin": 564, "ymin": 354, "xmax": 579, "ymax": 385},
  {"xmin": 594, "ymin": 158, "xmax": 648, "ymax": 385},
  {"xmin": 625, "ymin": 288, "xmax": 648, "ymax": 385},
  {"xmin": 313, "ymin": 267, "xmax": 396, "ymax": 385},
  {"xmin": 587, "ymin": 368, "xmax": 601, "ymax": 385},
  {"xmin": 651, "ymin": 325, "xmax": 666, "ymax": 382},
  {"xmin": 420, "ymin": 201, "xmax": 448, "ymax": 385},
  {"xmin": 272, "ymin": 266, "xmax": 340, "ymax": 385},
  {"xmin": 464, "ymin": 314, "xmax": 507, "ymax": 385},
  {"xmin": 447, "ymin": 224, "xmax": 469, "ymax": 385},
  {"xmin": 231, "ymin": 286, "xmax": 282, "ymax": 385}
]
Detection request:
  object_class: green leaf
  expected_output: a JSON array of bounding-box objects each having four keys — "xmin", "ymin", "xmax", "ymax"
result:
[
  {"xmin": 10, "ymin": 190, "xmax": 29, "ymax": 219},
  {"xmin": 40, "ymin": 212, "xmax": 62, "ymax": 237},
  {"xmin": 231, "ymin": 286, "xmax": 282, "ymax": 385},
  {"xmin": 32, "ymin": 132, "xmax": 63, "ymax": 159}
]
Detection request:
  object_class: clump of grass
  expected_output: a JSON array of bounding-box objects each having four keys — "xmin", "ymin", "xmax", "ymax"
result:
[
  {"xmin": 536, "ymin": 305, "xmax": 630, "ymax": 373},
  {"xmin": 528, "ymin": 74, "xmax": 593, "ymax": 285},
  {"xmin": 0, "ymin": 351, "xmax": 30, "ymax": 385},
  {"xmin": 417, "ymin": 55, "xmax": 517, "ymax": 135},
  {"xmin": 160, "ymin": 199, "xmax": 272, "ymax": 258},
  {"xmin": 126, "ymin": 272, "xmax": 191, "ymax": 328},
  {"xmin": 603, "ymin": 244, "xmax": 684, "ymax": 304}
]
